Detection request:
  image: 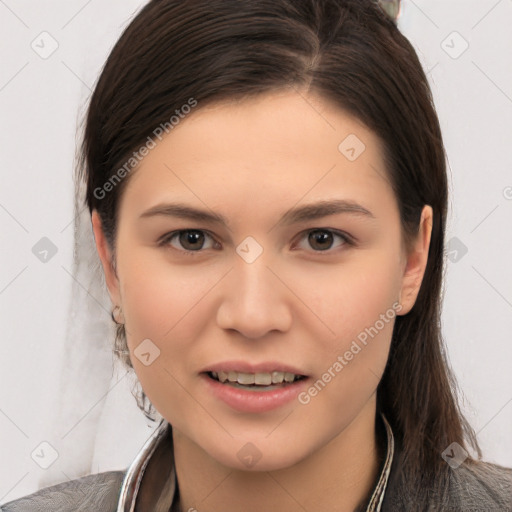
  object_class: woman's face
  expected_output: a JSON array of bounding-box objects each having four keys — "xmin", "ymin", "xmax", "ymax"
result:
[{"xmin": 93, "ymin": 89, "xmax": 431, "ymax": 471}]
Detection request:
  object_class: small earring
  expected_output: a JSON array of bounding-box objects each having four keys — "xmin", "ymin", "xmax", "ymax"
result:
[{"xmin": 111, "ymin": 305, "xmax": 124, "ymax": 325}]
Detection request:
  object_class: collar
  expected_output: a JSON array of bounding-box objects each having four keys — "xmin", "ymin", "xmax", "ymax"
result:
[{"xmin": 117, "ymin": 412, "xmax": 395, "ymax": 512}]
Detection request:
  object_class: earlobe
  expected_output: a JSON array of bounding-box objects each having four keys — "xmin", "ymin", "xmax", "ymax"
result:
[
  {"xmin": 397, "ymin": 205, "xmax": 433, "ymax": 315},
  {"xmin": 91, "ymin": 210, "xmax": 121, "ymax": 305}
]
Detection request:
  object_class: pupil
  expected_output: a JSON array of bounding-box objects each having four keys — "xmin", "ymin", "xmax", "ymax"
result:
[
  {"xmin": 309, "ymin": 230, "xmax": 332, "ymax": 250},
  {"xmin": 180, "ymin": 230, "xmax": 204, "ymax": 250}
]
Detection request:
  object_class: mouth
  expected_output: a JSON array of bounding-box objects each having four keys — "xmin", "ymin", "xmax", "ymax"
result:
[
  {"xmin": 205, "ymin": 370, "xmax": 307, "ymax": 391},
  {"xmin": 200, "ymin": 361, "xmax": 310, "ymax": 412}
]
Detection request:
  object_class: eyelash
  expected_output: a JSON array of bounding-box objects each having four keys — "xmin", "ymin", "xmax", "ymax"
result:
[{"xmin": 157, "ymin": 228, "xmax": 355, "ymax": 257}]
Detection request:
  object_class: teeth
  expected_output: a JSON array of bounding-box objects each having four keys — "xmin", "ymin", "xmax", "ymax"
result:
[
  {"xmin": 238, "ymin": 373, "xmax": 255, "ymax": 385},
  {"xmin": 271, "ymin": 371, "xmax": 284, "ymax": 383},
  {"xmin": 284, "ymin": 372, "xmax": 296, "ymax": 382},
  {"xmin": 211, "ymin": 370, "xmax": 302, "ymax": 385},
  {"xmin": 255, "ymin": 373, "xmax": 272, "ymax": 385}
]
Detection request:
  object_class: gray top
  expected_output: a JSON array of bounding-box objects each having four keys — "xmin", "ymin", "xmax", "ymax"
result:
[{"xmin": 1, "ymin": 412, "xmax": 510, "ymax": 511}]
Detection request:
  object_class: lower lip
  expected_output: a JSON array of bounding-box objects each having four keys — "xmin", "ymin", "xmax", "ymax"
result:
[{"xmin": 200, "ymin": 373, "xmax": 309, "ymax": 413}]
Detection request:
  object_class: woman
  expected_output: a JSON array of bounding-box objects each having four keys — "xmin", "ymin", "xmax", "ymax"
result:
[{"xmin": 2, "ymin": 0, "xmax": 510, "ymax": 510}]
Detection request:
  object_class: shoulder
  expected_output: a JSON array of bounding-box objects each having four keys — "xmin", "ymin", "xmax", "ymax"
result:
[
  {"xmin": 448, "ymin": 460, "xmax": 512, "ymax": 509},
  {"xmin": 0, "ymin": 470, "xmax": 126, "ymax": 512},
  {"xmin": 384, "ymin": 450, "xmax": 512, "ymax": 511}
]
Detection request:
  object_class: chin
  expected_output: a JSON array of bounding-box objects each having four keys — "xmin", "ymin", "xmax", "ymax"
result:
[{"xmin": 203, "ymin": 437, "xmax": 308, "ymax": 472}]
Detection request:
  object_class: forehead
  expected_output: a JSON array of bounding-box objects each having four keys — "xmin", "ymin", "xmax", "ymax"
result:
[{"xmin": 120, "ymin": 90, "xmax": 395, "ymax": 221}]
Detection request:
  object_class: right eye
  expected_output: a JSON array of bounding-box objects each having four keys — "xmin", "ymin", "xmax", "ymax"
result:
[{"xmin": 158, "ymin": 229, "xmax": 220, "ymax": 255}]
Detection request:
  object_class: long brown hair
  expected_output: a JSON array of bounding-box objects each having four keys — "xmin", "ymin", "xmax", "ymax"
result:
[{"xmin": 78, "ymin": 0, "xmax": 482, "ymax": 492}]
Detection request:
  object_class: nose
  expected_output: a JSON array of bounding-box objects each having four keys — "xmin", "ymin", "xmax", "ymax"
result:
[{"xmin": 215, "ymin": 255, "xmax": 293, "ymax": 339}]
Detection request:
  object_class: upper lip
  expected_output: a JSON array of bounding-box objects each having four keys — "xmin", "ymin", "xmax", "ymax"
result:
[{"xmin": 201, "ymin": 361, "xmax": 308, "ymax": 376}]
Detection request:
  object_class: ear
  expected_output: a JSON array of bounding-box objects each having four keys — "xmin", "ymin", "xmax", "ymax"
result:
[
  {"xmin": 91, "ymin": 210, "xmax": 121, "ymax": 307},
  {"xmin": 397, "ymin": 205, "xmax": 433, "ymax": 316}
]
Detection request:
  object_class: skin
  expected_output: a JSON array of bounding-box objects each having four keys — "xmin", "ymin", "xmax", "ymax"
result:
[{"xmin": 92, "ymin": 89, "xmax": 432, "ymax": 512}]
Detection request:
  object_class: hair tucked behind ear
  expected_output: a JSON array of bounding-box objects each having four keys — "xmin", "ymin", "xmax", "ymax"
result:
[
  {"xmin": 112, "ymin": 311, "xmax": 160, "ymax": 422},
  {"xmin": 78, "ymin": 0, "xmax": 483, "ymax": 497}
]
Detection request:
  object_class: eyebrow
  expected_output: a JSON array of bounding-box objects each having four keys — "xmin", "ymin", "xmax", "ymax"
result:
[{"xmin": 139, "ymin": 199, "xmax": 376, "ymax": 228}]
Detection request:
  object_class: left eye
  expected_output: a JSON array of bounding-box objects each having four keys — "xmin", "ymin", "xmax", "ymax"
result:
[{"xmin": 293, "ymin": 229, "xmax": 352, "ymax": 252}]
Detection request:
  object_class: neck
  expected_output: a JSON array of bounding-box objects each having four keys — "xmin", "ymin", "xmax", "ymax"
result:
[{"xmin": 172, "ymin": 396, "xmax": 382, "ymax": 512}]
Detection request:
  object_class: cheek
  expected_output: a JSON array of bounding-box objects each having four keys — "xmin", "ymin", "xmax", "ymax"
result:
[
  {"xmin": 297, "ymin": 251, "xmax": 401, "ymax": 352},
  {"xmin": 116, "ymin": 249, "xmax": 213, "ymax": 418},
  {"xmin": 117, "ymin": 247, "xmax": 225, "ymax": 398},
  {"xmin": 308, "ymin": 254, "xmax": 400, "ymax": 404},
  {"xmin": 119, "ymin": 247, "xmax": 208, "ymax": 339}
]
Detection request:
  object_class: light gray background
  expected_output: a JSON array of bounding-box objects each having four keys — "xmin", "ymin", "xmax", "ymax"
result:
[{"xmin": 1, "ymin": 0, "xmax": 511, "ymax": 504}]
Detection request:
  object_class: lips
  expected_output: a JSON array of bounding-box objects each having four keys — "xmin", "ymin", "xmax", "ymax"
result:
[
  {"xmin": 200, "ymin": 370, "xmax": 309, "ymax": 413},
  {"xmin": 199, "ymin": 360, "xmax": 310, "ymax": 412}
]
